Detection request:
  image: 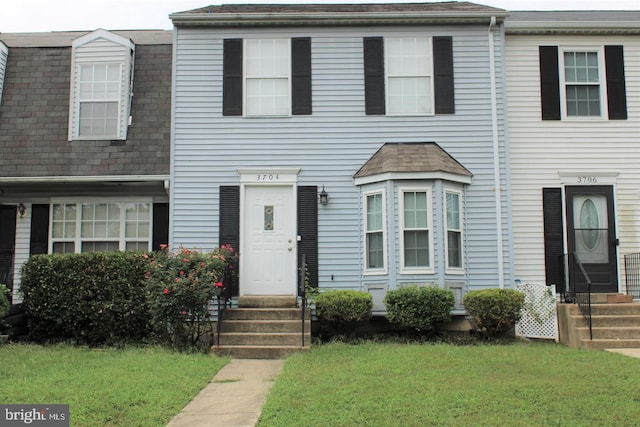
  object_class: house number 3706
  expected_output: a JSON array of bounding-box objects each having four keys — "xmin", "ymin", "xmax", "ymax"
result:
[
  {"xmin": 256, "ymin": 174, "xmax": 279, "ymax": 181},
  {"xmin": 577, "ymin": 176, "xmax": 597, "ymax": 184}
]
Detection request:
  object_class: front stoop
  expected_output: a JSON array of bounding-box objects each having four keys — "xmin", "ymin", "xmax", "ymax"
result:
[
  {"xmin": 558, "ymin": 295, "xmax": 640, "ymax": 350},
  {"xmin": 212, "ymin": 298, "xmax": 311, "ymax": 359}
]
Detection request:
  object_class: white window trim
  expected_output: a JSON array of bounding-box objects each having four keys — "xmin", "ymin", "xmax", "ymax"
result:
[
  {"xmin": 49, "ymin": 198, "xmax": 152, "ymax": 254},
  {"xmin": 243, "ymin": 38, "xmax": 291, "ymax": 117},
  {"xmin": 399, "ymin": 186, "xmax": 434, "ymax": 274},
  {"xmin": 68, "ymin": 29, "xmax": 134, "ymax": 141},
  {"xmin": 363, "ymin": 189, "xmax": 387, "ymax": 275},
  {"xmin": 384, "ymin": 36, "xmax": 434, "ymax": 117},
  {"xmin": 0, "ymin": 41, "xmax": 8, "ymax": 107},
  {"xmin": 444, "ymin": 187, "xmax": 464, "ymax": 274},
  {"xmin": 559, "ymin": 46, "xmax": 608, "ymax": 121}
]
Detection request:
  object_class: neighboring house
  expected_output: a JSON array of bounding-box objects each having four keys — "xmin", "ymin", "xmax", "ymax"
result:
[
  {"xmin": 169, "ymin": 2, "xmax": 513, "ymax": 313},
  {"xmin": 0, "ymin": 29, "xmax": 172, "ymax": 302},
  {"xmin": 505, "ymin": 12, "xmax": 640, "ymax": 295}
]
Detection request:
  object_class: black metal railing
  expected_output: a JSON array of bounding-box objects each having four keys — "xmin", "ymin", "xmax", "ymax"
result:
[
  {"xmin": 299, "ymin": 254, "xmax": 307, "ymax": 347},
  {"xmin": 564, "ymin": 252, "xmax": 593, "ymax": 340},
  {"xmin": 215, "ymin": 265, "xmax": 233, "ymax": 347},
  {"xmin": 624, "ymin": 252, "xmax": 640, "ymax": 300}
]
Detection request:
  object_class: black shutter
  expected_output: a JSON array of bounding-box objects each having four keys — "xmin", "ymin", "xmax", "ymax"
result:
[
  {"xmin": 297, "ymin": 186, "xmax": 318, "ymax": 291},
  {"xmin": 292, "ymin": 37, "xmax": 312, "ymax": 115},
  {"xmin": 29, "ymin": 204, "xmax": 49, "ymax": 256},
  {"xmin": 605, "ymin": 45, "xmax": 627, "ymax": 120},
  {"xmin": 223, "ymin": 39, "xmax": 243, "ymax": 116},
  {"xmin": 433, "ymin": 36, "xmax": 455, "ymax": 114},
  {"xmin": 364, "ymin": 37, "xmax": 385, "ymax": 115},
  {"xmin": 542, "ymin": 188, "xmax": 565, "ymax": 293},
  {"xmin": 219, "ymin": 186, "xmax": 240, "ymax": 296},
  {"xmin": 539, "ymin": 46, "xmax": 561, "ymax": 120},
  {"xmin": 152, "ymin": 203, "xmax": 169, "ymax": 251},
  {"xmin": 0, "ymin": 205, "xmax": 17, "ymax": 292}
]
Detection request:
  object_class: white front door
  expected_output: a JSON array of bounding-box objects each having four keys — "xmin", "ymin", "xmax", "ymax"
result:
[{"xmin": 241, "ymin": 185, "xmax": 297, "ymax": 295}]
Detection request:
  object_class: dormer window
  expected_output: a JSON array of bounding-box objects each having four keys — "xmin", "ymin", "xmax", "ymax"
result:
[
  {"xmin": 68, "ymin": 30, "xmax": 135, "ymax": 141},
  {"xmin": 0, "ymin": 41, "xmax": 8, "ymax": 106}
]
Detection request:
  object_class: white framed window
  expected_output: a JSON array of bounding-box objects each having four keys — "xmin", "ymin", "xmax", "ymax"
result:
[
  {"xmin": 560, "ymin": 48, "xmax": 605, "ymax": 118},
  {"xmin": 385, "ymin": 37, "xmax": 433, "ymax": 115},
  {"xmin": 69, "ymin": 29, "xmax": 134, "ymax": 141},
  {"xmin": 399, "ymin": 188, "xmax": 433, "ymax": 273},
  {"xmin": 364, "ymin": 190, "xmax": 387, "ymax": 274},
  {"xmin": 445, "ymin": 188, "xmax": 463, "ymax": 273},
  {"xmin": 244, "ymin": 39, "xmax": 290, "ymax": 116},
  {"xmin": 50, "ymin": 200, "xmax": 151, "ymax": 253},
  {"xmin": 0, "ymin": 41, "xmax": 8, "ymax": 106}
]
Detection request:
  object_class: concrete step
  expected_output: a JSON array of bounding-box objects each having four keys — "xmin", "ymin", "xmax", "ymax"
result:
[
  {"xmin": 223, "ymin": 308, "xmax": 310, "ymax": 321},
  {"xmin": 221, "ymin": 320, "xmax": 308, "ymax": 333},
  {"xmin": 212, "ymin": 345, "xmax": 310, "ymax": 359},
  {"xmin": 576, "ymin": 326, "xmax": 640, "ymax": 340},
  {"xmin": 589, "ymin": 304, "xmax": 640, "ymax": 316},
  {"xmin": 587, "ymin": 293, "xmax": 632, "ymax": 304},
  {"xmin": 218, "ymin": 332, "xmax": 311, "ymax": 346},
  {"xmin": 590, "ymin": 315, "xmax": 640, "ymax": 327},
  {"xmin": 238, "ymin": 295, "xmax": 297, "ymax": 308},
  {"xmin": 581, "ymin": 339, "xmax": 640, "ymax": 350}
]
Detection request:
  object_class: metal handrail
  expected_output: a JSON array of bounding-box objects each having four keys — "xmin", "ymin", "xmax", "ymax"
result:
[
  {"xmin": 216, "ymin": 265, "xmax": 232, "ymax": 347},
  {"xmin": 566, "ymin": 252, "xmax": 593, "ymax": 340},
  {"xmin": 299, "ymin": 254, "xmax": 307, "ymax": 347}
]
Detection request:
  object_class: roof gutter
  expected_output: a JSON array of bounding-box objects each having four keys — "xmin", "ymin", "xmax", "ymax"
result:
[
  {"xmin": 170, "ymin": 11, "xmax": 508, "ymax": 27},
  {"xmin": 505, "ymin": 21, "xmax": 640, "ymax": 35}
]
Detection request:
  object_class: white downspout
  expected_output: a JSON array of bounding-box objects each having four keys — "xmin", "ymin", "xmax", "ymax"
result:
[{"xmin": 488, "ymin": 16, "xmax": 505, "ymax": 288}]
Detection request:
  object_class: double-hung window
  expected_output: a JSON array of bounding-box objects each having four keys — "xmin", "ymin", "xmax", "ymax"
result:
[
  {"xmin": 364, "ymin": 190, "xmax": 386, "ymax": 273},
  {"xmin": 364, "ymin": 36, "xmax": 454, "ymax": 115},
  {"xmin": 445, "ymin": 189, "xmax": 463, "ymax": 271},
  {"xmin": 539, "ymin": 45, "xmax": 627, "ymax": 120},
  {"xmin": 400, "ymin": 189, "xmax": 433, "ymax": 272},
  {"xmin": 0, "ymin": 41, "xmax": 7, "ymax": 106},
  {"xmin": 68, "ymin": 30, "xmax": 135, "ymax": 141},
  {"xmin": 223, "ymin": 37, "xmax": 312, "ymax": 116},
  {"xmin": 51, "ymin": 201, "xmax": 150, "ymax": 253},
  {"xmin": 562, "ymin": 50, "xmax": 603, "ymax": 117}
]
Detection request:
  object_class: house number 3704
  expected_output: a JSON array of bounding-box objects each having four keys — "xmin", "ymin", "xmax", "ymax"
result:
[
  {"xmin": 256, "ymin": 174, "xmax": 279, "ymax": 181},
  {"xmin": 577, "ymin": 176, "xmax": 597, "ymax": 184}
]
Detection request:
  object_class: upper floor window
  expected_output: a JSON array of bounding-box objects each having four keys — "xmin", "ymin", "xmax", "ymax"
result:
[
  {"xmin": 51, "ymin": 201, "xmax": 151, "ymax": 254},
  {"xmin": 539, "ymin": 45, "xmax": 627, "ymax": 121},
  {"xmin": 68, "ymin": 30, "xmax": 135, "ymax": 141},
  {"xmin": 445, "ymin": 189, "xmax": 463, "ymax": 272},
  {"xmin": 223, "ymin": 37, "xmax": 311, "ymax": 117},
  {"xmin": 364, "ymin": 36, "xmax": 454, "ymax": 116},
  {"xmin": 562, "ymin": 50, "xmax": 603, "ymax": 117},
  {"xmin": 400, "ymin": 188, "xmax": 433, "ymax": 273},
  {"xmin": 364, "ymin": 190, "xmax": 386, "ymax": 274}
]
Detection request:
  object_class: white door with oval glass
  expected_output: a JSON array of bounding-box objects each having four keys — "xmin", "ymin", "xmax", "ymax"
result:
[{"xmin": 241, "ymin": 185, "xmax": 297, "ymax": 295}]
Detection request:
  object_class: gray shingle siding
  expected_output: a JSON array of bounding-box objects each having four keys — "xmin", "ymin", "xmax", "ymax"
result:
[{"xmin": 0, "ymin": 44, "xmax": 171, "ymax": 177}]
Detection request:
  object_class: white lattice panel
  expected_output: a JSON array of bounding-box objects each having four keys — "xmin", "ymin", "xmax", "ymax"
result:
[{"xmin": 515, "ymin": 283, "xmax": 558, "ymax": 341}]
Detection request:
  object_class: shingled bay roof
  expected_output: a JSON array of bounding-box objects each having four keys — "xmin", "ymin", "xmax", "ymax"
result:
[
  {"xmin": 354, "ymin": 142, "xmax": 472, "ymax": 183},
  {"xmin": 171, "ymin": 2, "xmax": 508, "ymax": 27}
]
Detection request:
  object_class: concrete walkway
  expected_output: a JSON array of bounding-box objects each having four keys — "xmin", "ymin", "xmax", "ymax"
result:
[
  {"xmin": 605, "ymin": 348, "xmax": 640, "ymax": 358},
  {"xmin": 167, "ymin": 359, "xmax": 284, "ymax": 427}
]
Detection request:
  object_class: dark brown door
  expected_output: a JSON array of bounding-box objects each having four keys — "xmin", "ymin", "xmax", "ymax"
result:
[{"xmin": 566, "ymin": 186, "xmax": 618, "ymax": 293}]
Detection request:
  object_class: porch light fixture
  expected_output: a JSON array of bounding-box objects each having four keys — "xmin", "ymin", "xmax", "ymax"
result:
[
  {"xmin": 18, "ymin": 203, "xmax": 26, "ymax": 218},
  {"xmin": 319, "ymin": 186, "xmax": 329, "ymax": 205}
]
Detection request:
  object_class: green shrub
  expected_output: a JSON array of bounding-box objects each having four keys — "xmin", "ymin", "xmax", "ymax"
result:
[
  {"xmin": 384, "ymin": 285, "xmax": 455, "ymax": 335},
  {"xmin": 315, "ymin": 290, "xmax": 372, "ymax": 340},
  {"xmin": 21, "ymin": 251, "xmax": 150, "ymax": 345},
  {"xmin": 0, "ymin": 283, "xmax": 10, "ymax": 319},
  {"xmin": 145, "ymin": 245, "xmax": 236, "ymax": 350},
  {"xmin": 463, "ymin": 288, "xmax": 525, "ymax": 339}
]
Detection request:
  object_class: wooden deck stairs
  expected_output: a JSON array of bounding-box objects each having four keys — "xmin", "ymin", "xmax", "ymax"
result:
[
  {"xmin": 211, "ymin": 296, "xmax": 311, "ymax": 359},
  {"xmin": 558, "ymin": 294, "xmax": 640, "ymax": 350}
]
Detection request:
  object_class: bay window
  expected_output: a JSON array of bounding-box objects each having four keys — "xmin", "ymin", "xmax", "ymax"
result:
[
  {"xmin": 400, "ymin": 189, "xmax": 432, "ymax": 272},
  {"xmin": 365, "ymin": 191, "xmax": 386, "ymax": 273}
]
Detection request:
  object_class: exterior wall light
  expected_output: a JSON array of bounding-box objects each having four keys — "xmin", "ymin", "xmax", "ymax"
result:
[
  {"xmin": 319, "ymin": 186, "xmax": 329, "ymax": 205},
  {"xmin": 18, "ymin": 203, "xmax": 27, "ymax": 218}
]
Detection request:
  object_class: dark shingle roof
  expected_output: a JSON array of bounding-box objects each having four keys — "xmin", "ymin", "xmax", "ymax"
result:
[
  {"xmin": 171, "ymin": 2, "xmax": 508, "ymax": 27},
  {"xmin": 354, "ymin": 142, "xmax": 472, "ymax": 179}
]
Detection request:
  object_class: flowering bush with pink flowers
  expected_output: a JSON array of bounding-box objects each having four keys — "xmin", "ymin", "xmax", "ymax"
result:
[{"xmin": 146, "ymin": 244, "xmax": 236, "ymax": 350}]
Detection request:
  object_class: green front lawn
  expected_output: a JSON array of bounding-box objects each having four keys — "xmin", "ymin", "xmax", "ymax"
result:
[
  {"xmin": 259, "ymin": 341, "xmax": 640, "ymax": 426},
  {"xmin": 0, "ymin": 344, "xmax": 228, "ymax": 426}
]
